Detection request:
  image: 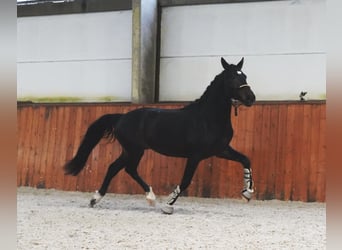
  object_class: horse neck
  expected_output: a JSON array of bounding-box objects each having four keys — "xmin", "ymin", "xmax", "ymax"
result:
[{"xmin": 196, "ymin": 74, "xmax": 233, "ymax": 122}]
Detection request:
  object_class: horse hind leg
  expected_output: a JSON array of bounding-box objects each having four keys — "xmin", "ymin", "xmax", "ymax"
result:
[
  {"xmin": 90, "ymin": 154, "xmax": 126, "ymax": 207},
  {"xmin": 124, "ymin": 150, "xmax": 156, "ymax": 206},
  {"xmin": 125, "ymin": 172, "xmax": 156, "ymax": 206},
  {"xmin": 145, "ymin": 186, "xmax": 156, "ymax": 206}
]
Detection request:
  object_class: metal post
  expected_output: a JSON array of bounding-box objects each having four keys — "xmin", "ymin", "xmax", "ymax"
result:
[{"xmin": 131, "ymin": 0, "xmax": 158, "ymax": 103}]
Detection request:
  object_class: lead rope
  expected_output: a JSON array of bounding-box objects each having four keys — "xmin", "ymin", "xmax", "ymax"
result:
[
  {"xmin": 232, "ymin": 100, "xmax": 241, "ymax": 116},
  {"xmin": 232, "ymin": 84, "xmax": 250, "ymax": 116}
]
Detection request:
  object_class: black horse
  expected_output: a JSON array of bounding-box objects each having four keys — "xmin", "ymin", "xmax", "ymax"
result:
[{"xmin": 64, "ymin": 57, "xmax": 255, "ymax": 214}]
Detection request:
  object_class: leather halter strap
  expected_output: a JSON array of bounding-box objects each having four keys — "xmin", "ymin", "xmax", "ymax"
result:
[
  {"xmin": 232, "ymin": 84, "xmax": 250, "ymax": 116},
  {"xmin": 239, "ymin": 84, "xmax": 249, "ymax": 88}
]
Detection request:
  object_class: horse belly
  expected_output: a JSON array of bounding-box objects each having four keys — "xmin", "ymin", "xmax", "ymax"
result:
[
  {"xmin": 143, "ymin": 117, "xmax": 193, "ymax": 157},
  {"xmin": 145, "ymin": 128, "xmax": 227, "ymax": 158},
  {"xmin": 145, "ymin": 128, "xmax": 190, "ymax": 157}
]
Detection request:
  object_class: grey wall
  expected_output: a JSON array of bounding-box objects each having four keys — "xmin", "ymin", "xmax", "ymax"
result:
[
  {"xmin": 159, "ymin": 0, "xmax": 326, "ymax": 101},
  {"xmin": 17, "ymin": 11, "xmax": 132, "ymax": 102},
  {"xmin": 17, "ymin": 0, "xmax": 326, "ymax": 102}
]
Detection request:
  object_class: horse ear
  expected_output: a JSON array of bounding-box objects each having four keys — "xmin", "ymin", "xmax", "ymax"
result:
[
  {"xmin": 237, "ymin": 57, "xmax": 244, "ymax": 70},
  {"xmin": 221, "ymin": 57, "xmax": 230, "ymax": 70}
]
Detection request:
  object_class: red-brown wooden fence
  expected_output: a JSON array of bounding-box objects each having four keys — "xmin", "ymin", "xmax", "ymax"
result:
[{"xmin": 17, "ymin": 101, "xmax": 326, "ymax": 201}]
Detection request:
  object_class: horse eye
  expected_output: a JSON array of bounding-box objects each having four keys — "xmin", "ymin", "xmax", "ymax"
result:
[{"xmin": 237, "ymin": 71, "xmax": 242, "ymax": 75}]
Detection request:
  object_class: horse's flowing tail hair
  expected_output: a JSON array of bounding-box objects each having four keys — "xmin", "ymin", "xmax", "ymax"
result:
[{"xmin": 64, "ymin": 114, "xmax": 123, "ymax": 176}]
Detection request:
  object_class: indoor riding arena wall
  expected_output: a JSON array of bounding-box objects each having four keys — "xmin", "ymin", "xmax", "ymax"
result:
[{"xmin": 17, "ymin": 101, "xmax": 326, "ymax": 202}]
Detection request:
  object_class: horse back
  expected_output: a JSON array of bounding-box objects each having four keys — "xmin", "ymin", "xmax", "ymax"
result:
[{"xmin": 114, "ymin": 107, "xmax": 232, "ymax": 158}]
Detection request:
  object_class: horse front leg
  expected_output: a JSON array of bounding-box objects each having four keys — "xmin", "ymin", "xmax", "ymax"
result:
[
  {"xmin": 161, "ymin": 157, "xmax": 201, "ymax": 214},
  {"xmin": 216, "ymin": 146, "xmax": 254, "ymax": 201}
]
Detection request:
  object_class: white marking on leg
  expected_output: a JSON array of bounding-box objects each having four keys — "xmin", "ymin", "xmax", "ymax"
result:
[
  {"xmin": 90, "ymin": 190, "xmax": 103, "ymax": 207},
  {"xmin": 146, "ymin": 186, "xmax": 156, "ymax": 206},
  {"xmin": 93, "ymin": 190, "xmax": 103, "ymax": 201}
]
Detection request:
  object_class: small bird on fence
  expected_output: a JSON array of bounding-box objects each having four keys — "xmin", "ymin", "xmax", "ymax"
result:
[{"xmin": 299, "ymin": 91, "xmax": 307, "ymax": 101}]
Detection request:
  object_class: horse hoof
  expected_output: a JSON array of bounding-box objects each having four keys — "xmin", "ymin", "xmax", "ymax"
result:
[
  {"xmin": 161, "ymin": 205, "xmax": 174, "ymax": 215},
  {"xmin": 89, "ymin": 199, "xmax": 97, "ymax": 207},
  {"xmin": 241, "ymin": 194, "xmax": 250, "ymax": 202},
  {"xmin": 241, "ymin": 189, "xmax": 254, "ymax": 202},
  {"xmin": 89, "ymin": 190, "xmax": 103, "ymax": 207},
  {"xmin": 147, "ymin": 198, "xmax": 156, "ymax": 206}
]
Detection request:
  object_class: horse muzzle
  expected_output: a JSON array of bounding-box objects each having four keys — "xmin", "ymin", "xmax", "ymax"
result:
[{"xmin": 242, "ymin": 93, "xmax": 256, "ymax": 107}]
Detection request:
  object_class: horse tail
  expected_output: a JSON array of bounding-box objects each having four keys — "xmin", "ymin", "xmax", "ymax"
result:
[{"xmin": 64, "ymin": 113, "xmax": 122, "ymax": 176}]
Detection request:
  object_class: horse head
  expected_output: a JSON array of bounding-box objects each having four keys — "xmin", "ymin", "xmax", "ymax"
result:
[{"xmin": 221, "ymin": 57, "xmax": 255, "ymax": 107}]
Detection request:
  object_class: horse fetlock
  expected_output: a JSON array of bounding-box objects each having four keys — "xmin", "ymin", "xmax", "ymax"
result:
[
  {"xmin": 146, "ymin": 186, "xmax": 156, "ymax": 206},
  {"xmin": 89, "ymin": 190, "xmax": 103, "ymax": 207},
  {"xmin": 161, "ymin": 186, "xmax": 181, "ymax": 214},
  {"xmin": 167, "ymin": 185, "xmax": 181, "ymax": 206},
  {"xmin": 241, "ymin": 188, "xmax": 254, "ymax": 202},
  {"xmin": 243, "ymin": 178, "xmax": 254, "ymax": 192},
  {"xmin": 243, "ymin": 168, "xmax": 254, "ymax": 188},
  {"xmin": 241, "ymin": 184, "xmax": 254, "ymax": 202},
  {"xmin": 242, "ymin": 168, "xmax": 254, "ymax": 202}
]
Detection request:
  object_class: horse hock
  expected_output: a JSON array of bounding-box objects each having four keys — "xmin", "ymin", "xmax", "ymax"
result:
[{"xmin": 241, "ymin": 168, "xmax": 254, "ymax": 202}]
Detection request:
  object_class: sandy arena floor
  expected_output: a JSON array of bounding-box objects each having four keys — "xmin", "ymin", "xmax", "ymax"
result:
[{"xmin": 17, "ymin": 187, "xmax": 326, "ymax": 250}]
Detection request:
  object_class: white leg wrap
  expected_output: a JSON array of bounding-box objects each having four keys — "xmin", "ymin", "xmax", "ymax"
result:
[
  {"xmin": 146, "ymin": 186, "xmax": 156, "ymax": 206},
  {"xmin": 166, "ymin": 185, "xmax": 181, "ymax": 205},
  {"xmin": 243, "ymin": 168, "xmax": 254, "ymax": 191},
  {"xmin": 161, "ymin": 185, "xmax": 181, "ymax": 215},
  {"xmin": 242, "ymin": 169, "xmax": 254, "ymax": 201}
]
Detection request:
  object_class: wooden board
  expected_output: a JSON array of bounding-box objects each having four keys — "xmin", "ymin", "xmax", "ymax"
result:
[{"xmin": 17, "ymin": 102, "xmax": 326, "ymax": 201}]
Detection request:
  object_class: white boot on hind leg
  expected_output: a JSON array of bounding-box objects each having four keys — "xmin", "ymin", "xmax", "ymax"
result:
[
  {"xmin": 146, "ymin": 186, "xmax": 156, "ymax": 206},
  {"xmin": 90, "ymin": 190, "xmax": 103, "ymax": 207}
]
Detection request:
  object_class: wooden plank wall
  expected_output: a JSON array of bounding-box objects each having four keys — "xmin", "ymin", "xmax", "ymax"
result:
[{"xmin": 17, "ymin": 102, "xmax": 326, "ymax": 202}]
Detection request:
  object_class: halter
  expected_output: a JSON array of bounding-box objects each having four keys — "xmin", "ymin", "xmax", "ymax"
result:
[
  {"xmin": 239, "ymin": 84, "xmax": 249, "ymax": 88},
  {"xmin": 232, "ymin": 84, "xmax": 250, "ymax": 116}
]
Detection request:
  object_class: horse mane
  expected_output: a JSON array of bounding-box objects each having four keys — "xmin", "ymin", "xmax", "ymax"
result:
[{"xmin": 184, "ymin": 71, "xmax": 226, "ymax": 109}]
